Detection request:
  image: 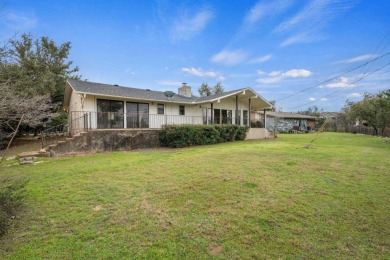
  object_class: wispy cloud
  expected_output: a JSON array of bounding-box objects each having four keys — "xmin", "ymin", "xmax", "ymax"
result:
[
  {"xmin": 275, "ymin": 0, "xmax": 355, "ymax": 33},
  {"xmin": 182, "ymin": 67, "xmax": 224, "ymax": 80},
  {"xmin": 339, "ymin": 54, "xmax": 379, "ymax": 64},
  {"xmin": 171, "ymin": 8, "xmax": 214, "ymax": 41},
  {"xmin": 1, "ymin": 11, "xmax": 37, "ymax": 32},
  {"xmin": 275, "ymin": 0, "xmax": 357, "ymax": 47},
  {"xmin": 257, "ymin": 69, "xmax": 312, "ymax": 84},
  {"xmin": 211, "ymin": 49, "xmax": 247, "ymax": 65},
  {"xmin": 249, "ymin": 54, "xmax": 272, "ymax": 64},
  {"xmin": 244, "ymin": 0, "xmax": 293, "ymax": 26}
]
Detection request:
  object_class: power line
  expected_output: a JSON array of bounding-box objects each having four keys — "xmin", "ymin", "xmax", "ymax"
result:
[
  {"xmin": 275, "ymin": 51, "xmax": 390, "ymax": 102},
  {"xmin": 358, "ymin": 28, "xmax": 390, "ymax": 77},
  {"xmin": 287, "ymin": 61, "xmax": 390, "ymax": 110}
]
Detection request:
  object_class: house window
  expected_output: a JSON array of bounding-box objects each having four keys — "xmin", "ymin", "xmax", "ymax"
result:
[
  {"xmin": 243, "ymin": 110, "xmax": 248, "ymax": 126},
  {"xmin": 157, "ymin": 104, "xmax": 164, "ymax": 115},
  {"xmin": 97, "ymin": 99, "xmax": 124, "ymax": 129},
  {"xmin": 179, "ymin": 105, "xmax": 185, "ymax": 115}
]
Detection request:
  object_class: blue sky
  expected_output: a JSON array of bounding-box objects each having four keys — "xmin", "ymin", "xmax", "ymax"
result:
[{"xmin": 1, "ymin": 0, "xmax": 389, "ymax": 112}]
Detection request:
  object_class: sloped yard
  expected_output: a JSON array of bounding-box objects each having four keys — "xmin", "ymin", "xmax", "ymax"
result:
[{"xmin": 1, "ymin": 133, "xmax": 389, "ymax": 259}]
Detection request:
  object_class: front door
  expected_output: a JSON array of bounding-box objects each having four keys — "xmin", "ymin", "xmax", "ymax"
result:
[{"xmin": 126, "ymin": 102, "xmax": 149, "ymax": 128}]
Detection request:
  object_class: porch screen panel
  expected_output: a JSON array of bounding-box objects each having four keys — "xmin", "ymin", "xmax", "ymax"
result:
[
  {"xmin": 97, "ymin": 99, "xmax": 124, "ymax": 129},
  {"xmin": 139, "ymin": 103, "xmax": 149, "ymax": 128},
  {"xmin": 97, "ymin": 99, "xmax": 110, "ymax": 129},
  {"xmin": 243, "ymin": 110, "xmax": 248, "ymax": 126},
  {"xmin": 126, "ymin": 102, "xmax": 149, "ymax": 128},
  {"xmin": 236, "ymin": 110, "xmax": 241, "ymax": 125},
  {"xmin": 214, "ymin": 109, "xmax": 221, "ymax": 124},
  {"xmin": 110, "ymin": 101, "xmax": 124, "ymax": 128},
  {"xmin": 127, "ymin": 102, "xmax": 138, "ymax": 128},
  {"xmin": 222, "ymin": 110, "xmax": 232, "ymax": 124},
  {"xmin": 202, "ymin": 108, "xmax": 208, "ymax": 125}
]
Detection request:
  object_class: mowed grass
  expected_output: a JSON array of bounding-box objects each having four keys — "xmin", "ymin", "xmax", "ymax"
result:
[{"xmin": 1, "ymin": 132, "xmax": 389, "ymax": 259}]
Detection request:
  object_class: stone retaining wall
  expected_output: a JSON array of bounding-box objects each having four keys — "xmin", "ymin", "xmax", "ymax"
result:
[{"xmin": 48, "ymin": 129, "xmax": 161, "ymax": 157}]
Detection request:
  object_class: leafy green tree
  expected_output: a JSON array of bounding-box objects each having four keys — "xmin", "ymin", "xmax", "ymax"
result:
[
  {"xmin": 1, "ymin": 34, "xmax": 80, "ymax": 103},
  {"xmin": 0, "ymin": 34, "xmax": 80, "ymax": 139},
  {"xmin": 213, "ymin": 82, "xmax": 224, "ymax": 95},
  {"xmin": 346, "ymin": 90, "xmax": 390, "ymax": 136},
  {"xmin": 198, "ymin": 82, "xmax": 212, "ymax": 97}
]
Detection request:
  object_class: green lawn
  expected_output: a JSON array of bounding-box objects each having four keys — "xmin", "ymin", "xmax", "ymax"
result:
[{"xmin": 1, "ymin": 133, "xmax": 389, "ymax": 259}]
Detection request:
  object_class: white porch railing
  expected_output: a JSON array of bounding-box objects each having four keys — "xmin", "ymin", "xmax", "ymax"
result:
[{"xmin": 69, "ymin": 111, "xmax": 205, "ymax": 134}]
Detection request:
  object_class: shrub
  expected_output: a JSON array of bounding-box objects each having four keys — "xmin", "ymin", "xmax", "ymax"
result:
[
  {"xmin": 236, "ymin": 126, "xmax": 249, "ymax": 140},
  {"xmin": 251, "ymin": 121, "xmax": 264, "ymax": 128},
  {"xmin": 0, "ymin": 176, "xmax": 29, "ymax": 236},
  {"xmin": 160, "ymin": 125, "xmax": 219, "ymax": 148},
  {"xmin": 160, "ymin": 124, "xmax": 249, "ymax": 148}
]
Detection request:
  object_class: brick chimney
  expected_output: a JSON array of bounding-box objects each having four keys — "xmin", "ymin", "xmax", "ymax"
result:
[{"xmin": 178, "ymin": 83, "xmax": 192, "ymax": 97}]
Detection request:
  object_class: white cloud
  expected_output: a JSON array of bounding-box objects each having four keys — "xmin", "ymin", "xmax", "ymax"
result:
[
  {"xmin": 283, "ymin": 69, "xmax": 312, "ymax": 78},
  {"xmin": 157, "ymin": 81, "xmax": 182, "ymax": 86},
  {"xmin": 325, "ymin": 76, "xmax": 350, "ymax": 88},
  {"xmin": 319, "ymin": 98, "xmax": 327, "ymax": 101},
  {"xmin": 171, "ymin": 9, "xmax": 214, "ymax": 41},
  {"xmin": 182, "ymin": 67, "xmax": 224, "ymax": 81},
  {"xmin": 347, "ymin": 92, "xmax": 363, "ymax": 97},
  {"xmin": 244, "ymin": 0, "xmax": 293, "ymax": 25},
  {"xmin": 257, "ymin": 69, "xmax": 312, "ymax": 84},
  {"xmin": 309, "ymin": 97, "xmax": 316, "ymax": 101},
  {"xmin": 249, "ymin": 54, "xmax": 272, "ymax": 64},
  {"xmin": 211, "ymin": 49, "xmax": 247, "ymax": 65}
]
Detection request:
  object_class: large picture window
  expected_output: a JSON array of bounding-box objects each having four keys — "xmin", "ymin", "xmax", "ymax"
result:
[
  {"xmin": 97, "ymin": 99, "xmax": 124, "ymax": 129},
  {"xmin": 127, "ymin": 102, "xmax": 149, "ymax": 128},
  {"xmin": 213, "ymin": 109, "xmax": 232, "ymax": 124}
]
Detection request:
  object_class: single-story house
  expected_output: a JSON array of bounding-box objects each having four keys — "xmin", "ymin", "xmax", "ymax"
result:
[
  {"xmin": 252, "ymin": 111, "xmax": 317, "ymax": 132},
  {"xmin": 63, "ymin": 79, "xmax": 274, "ymax": 135}
]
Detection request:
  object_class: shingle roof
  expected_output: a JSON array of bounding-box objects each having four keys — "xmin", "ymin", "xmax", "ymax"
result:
[
  {"xmin": 259, "ymin": 111, "xmax": 317, "ymax": 119},
  {"xmin": 67, "ymin": 79, "xmax": 256, "ymax": 105},
  {"xmin": 67, "ymin": 79, "xmax": 195, "ymax": 103}
]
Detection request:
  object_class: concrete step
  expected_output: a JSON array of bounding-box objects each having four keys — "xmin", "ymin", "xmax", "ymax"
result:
[{"xmin": 20, "ymin": 150, "xmax": 50, "ymax": 158}]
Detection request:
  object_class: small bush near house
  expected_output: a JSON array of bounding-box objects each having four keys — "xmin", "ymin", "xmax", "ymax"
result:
[
  {"xmin": 0, "ymin": 176, "xmax": 29, "ymax": 237},
  {"xmin": 236, "ymin": 125, "xmax": 249, "ymax": 140},
  {"xmin": 160, "ymin": 125, "xmax": 249, "ymax": 148}
]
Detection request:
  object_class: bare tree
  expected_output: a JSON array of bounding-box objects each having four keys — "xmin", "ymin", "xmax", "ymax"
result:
[{"xmin": 0, "ymin": 82, "xmax": 53, "ymax": 148}]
